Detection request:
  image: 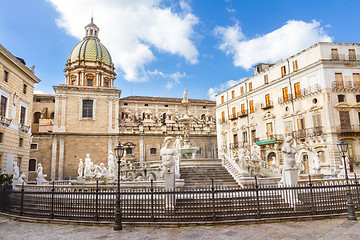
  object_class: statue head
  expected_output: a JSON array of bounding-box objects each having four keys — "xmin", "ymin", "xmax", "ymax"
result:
[
  {"xmin": 164, "ymin": 136, "xmax": 173, "ymax": 146},
  {"xmin": 86, "ymin": 153, "xmax": 90, "ymax": 158},
  {"xmin": 109, "ymin": 151, "xmax": 113, "ymax": 155},
  {"xmin": 79, "ymin": 158, "xmax": 83, "ymax": 162}
]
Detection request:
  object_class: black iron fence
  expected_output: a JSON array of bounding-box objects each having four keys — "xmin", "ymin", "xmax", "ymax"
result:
[{"xmin": 1, "ymin": 177, "xmax": 360, "ymax": 222}]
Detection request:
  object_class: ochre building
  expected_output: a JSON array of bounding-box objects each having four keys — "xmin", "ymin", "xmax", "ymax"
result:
[{"xmin": 30, "ymin": 20, "xmax": 217, "ymax": 181}]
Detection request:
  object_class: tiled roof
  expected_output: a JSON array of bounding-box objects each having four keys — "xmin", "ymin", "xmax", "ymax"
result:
[{"xmin": 120, "ymin": 96, "xmax": 215, "ymax": 105}]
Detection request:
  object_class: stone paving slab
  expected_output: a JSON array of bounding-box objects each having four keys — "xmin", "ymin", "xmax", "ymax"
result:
[{"xmin": 1, "ymin": 216, "xmax": 360, "ymax": 240}]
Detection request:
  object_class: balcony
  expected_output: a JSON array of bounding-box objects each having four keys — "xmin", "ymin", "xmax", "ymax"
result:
[
  {"xmin": 332, "ymin": 81, "xmax": 360, "ymax": 91},
  {"xmin": 19, "ymin": 123, "xmax": 30, "ymax": 132},
  {"xmin": 255, "ymin": 134, "xmax": 284, "ymax": 145},
  {"xmin": 238, "ymin": 110, "xmax": 248, "ymax": 118},
  {"xmin": 229, "ymin": 113, "xmax": 238, "ymax": 120},
  {"xmin": 0, "ymin": 116, "xmax": 12, "ymax": 126},
  {"xmin": 278, "ymin": 94, "xmax": 293, "ymax": 104},
  {"xmin": 336, "ymin": 124, "xmax": 360, "ymax": 133},
  {"xmin": 294, "ymin": 130, "xmax": 307, "ymax": 139},
  {"xmin": 307, "ymin": 126, "xmax": 324, "ymax": 137},
  {"xmin": 218, "ymin": 118, "xmax": 227, "ymax": 124},
  {"xmin": 330, "ymin": 54, "xmax": 360, "ymax": 61},
  {"xmin": 261, "ymin": 101, "xmax": 273, "ymax": 110},
  {"xmin": 230, "ymin": 141, "xmax": 245, "ymax": 149}
]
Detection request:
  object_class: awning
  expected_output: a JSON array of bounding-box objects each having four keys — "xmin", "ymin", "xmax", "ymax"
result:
[{"xmin": 255, "ymin": 139, "xmax": 278, "ymax": 145}]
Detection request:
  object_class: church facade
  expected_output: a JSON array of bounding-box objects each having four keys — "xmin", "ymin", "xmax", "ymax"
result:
[{"xmin": 29, "ymin": 19, "xmax": 217, "ymax": 181}]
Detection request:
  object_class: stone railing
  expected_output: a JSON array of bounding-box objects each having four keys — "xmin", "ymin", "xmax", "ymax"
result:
[
  {"xmin": 222, "ymin": 153, "xmax": 244, "ymax": 186},
  {"xmin": 257, "ymin": 158, "xmax": 281, "ymax": 176},
  {"xmin": 332, "ymin": 81, "xmax": 360, "ymax": 91},
  {"xmin": 19, "ymin": 123, "xmax": 30, "ymax": 132},
  {"xmin": 0, "ymin": 116, "xmax": 12, "ymax": 126}
]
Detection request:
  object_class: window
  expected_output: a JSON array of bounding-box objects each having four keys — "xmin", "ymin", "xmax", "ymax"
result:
[
  {"xmin": 266, "ymin": 122, "xmax": 273, "ymax": 139},
  {"xmin": 331, "ymin": 48, "xmax": 339, "ymax": 60},
  {"xmin": 285, "ymin": 121, "xmax": 292, "ymax": 136},
  {"xmin": 353, "ymin": 73, "xmax": 360, "ymax": 88},
  {"xmin": 50, "ymin": 112, "xmax": 54, "ymax": 119},
  {"xmin": 30, "ymin": 143, "xmax": 38, "ymax": 150},
  {"xmin": 196, "ymin": 148, "xmax": 202, "ymax": 154},
  {"xmin": 3, "ymin": 70, "xmax": 8, "ymax": 82},
  {"xmin": 20, "ymin": 106, "xmax": 26, "ymax": 124},
  {"xmin": 23, "ymin": 84, "xmax": 27, "ymax": 94},
  {"xmin": 249, "ymin": 100, "xmax": 254, "ymax": 113},
  {"xmin": 292, "ymin": 60, "xmax": 298, "ymax": 72},
  {"xmin": 126, "ymin": 148, "xmax": 133, "ymax": 155},
  {"xmin": 221, "ymin": 111, "xmax": 225, "ymax": 122},
  {"xmin": 349, "ymin": 49, "xmax": 356, "ymax": 60},
  {"xmin": 241, "ymin": 104, "xmax": 245, "ymax": 114},
  {"xmin": 203, "ymin": 106, "xmax": 206, "ymax": 109},
  {"xmin": 124, "ymin": 103, "xmax": 128, "ymax": 106},
  {"xmin": 150, "ymin": 148, "xmax": 157, "ymax": 155},
  {"xmin": 339, "ymin": 111, "xmax": 351, "ymax": 130},
  {"xmin": 240, "ymin": 86, "xmax": 244, "ymax": 95},
  {"xmin": 232, "ymin": 107, "xmax": 236, "ymax": 117},
  {"xmin": 313, "ymin": 113, "xmax": 322, "ymax": 128},
  {"xmin": 251, "ymin": 129, "xmax": 256, "ymax": 142},
  {"xmin": 264, "ymin": 74, "xmax": 269, "ymax": 84},
  {"xmin": 318, "ymin": 151, "xmax": 326, "ymax": 163},
  {"xmin": 19, "ymin": 138, "xmax": 23, "ymax": 147},
  {"xmin": 86, "ymin": 75, "xmax": 94, "ymax": 86},
  {"xmin": 17, "ymin": 157, "xmax": 21, "ymax": 168},
  {"xmin": 33, "ymin": 112, "xmax": 41, "ymax": 123},
  {"xmin": 29, "ymin": 159, "xmax": 36, "ymax": 171},
  {"xmin": 265, "ymin": 94, "xmax": 271, "ymax": 106},
  {"xmin": 164, "ymin": 105, "xmax": 168, "ymax": 107},
  {"xmin": 145, "ymin": 104, "xmax": 148, "ymax": 106},
  {"xmin": 90, "ymin": 29, "xmax": 93, "ymax": 35},
  {"xmin": 282, "ymin": 87, "xmax": 289, "ymax": 102},
  {"xmin": 233, "ymin": 134, "xmax": 238, "ymax": 145},
  {"xmin": 0, "ymin": 95, "xmax": 7, "ymax": 117},
  {"xmin": 297, "ymin": 118, "xmax": 305, "ymax": 130},
  {"xmin": 231, "ymin": 90, "xmax": 235, "ymax": 99},
  {"xmin": 35, "ymin": 99, "xmax": 41, "ymax": 102},
  {"xmin": 82, "ymin": 100, "xmax": 93, "ymax": 118},
  {"xmin": 0, "ymin": 132, "xmax": 3, "ymax": 143},
  {"xmin": 356, "ymin": 95, "xmax": 360, "ymax": 103},
  {"xmin": 104, "ymin": 79, "xmax": 110, "ymax": 87},
  {"xmin": 221, "ymin": 96, "xmax": 224, "ymax": 104},
  {"xmin": 248, "ymin": 82, "xmax": 252, "ymax": 91},
  {"xmin": 335, "ymin": 73, "xmax": 344, "ymax": 89},
  {"xmin": 338, "ymin": 94, "xmax": 345, "ymax": 102},
  {"xmin": 243, "ymin": 131, "xmax": 247, "ymax": 142},
  {"xmin": 294, "ymin": 82, "xmax": 301, "ymax": 98},
  {"xmin": 281, "ymin": 66, "xmax": 286, "ymax": 77},
  {"xmin": 87, "ymin": 79, "xmax": 93, "ymax": 86},
  {"xmin": 71, "ymin": 80, "xmax": 76, "ymax": 85}
]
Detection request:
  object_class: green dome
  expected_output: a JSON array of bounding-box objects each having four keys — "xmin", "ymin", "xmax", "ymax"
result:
[{"xmin": 68, "ymin": 38, "xmax": 112, "ymax": 66}]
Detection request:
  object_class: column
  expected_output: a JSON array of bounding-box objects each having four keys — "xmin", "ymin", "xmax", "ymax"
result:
[
  {"xmin": 115, "ymin": 98, "xmax": 119, "ymax": 132},
  {"xmin": 140, "ymin": 136, "xmax": 144, "ymax": 163},
  {"xmin": 58, "ymin": 136, "xmax": 64, "ymax": 180},
  {"xmin": 53, "ymin": 95, "xmax": 60, "ymax": 130},
  {"xmin": 60, "ymin": 95, "xmax": 67, "ymax": 131},
  {"xmin": 108, "ymin": 97, "xmax": 113, "ymax": 132},
  {"xmin": 51, "ymin": 136, "xmax": 58, "ymax": 181},
  {"xmin": 108, "ymin": 136, "xmax": 113, "ymax": 154}
]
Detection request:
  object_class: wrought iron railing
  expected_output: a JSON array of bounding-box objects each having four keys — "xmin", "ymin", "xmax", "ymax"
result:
[{"xmin": 2, "ymin": 177, "xmax": 360, "ymax": 222}]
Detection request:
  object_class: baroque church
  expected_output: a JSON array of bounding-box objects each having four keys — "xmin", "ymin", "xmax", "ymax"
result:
[{"xmin": 29, "ymin": 19, "xmax": 217, "ymax": 181}]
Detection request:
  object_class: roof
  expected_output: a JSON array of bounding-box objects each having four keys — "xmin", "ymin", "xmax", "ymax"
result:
[
  {"xmin": 34, "ymin": 94, "xmax": 55, "ymax": 98},
  {"xmin": 0, "ymin": 44, "xmax": 40, "ymax": 83},
  {"xmin": 69, "ymin": 38, "xmax": 112, "ymax": 65},
  {"xmin": 120, "ymin": 96, "xmax": 215, "ymax": 105}
]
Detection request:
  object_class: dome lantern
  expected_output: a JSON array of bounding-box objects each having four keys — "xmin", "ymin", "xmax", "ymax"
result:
[{"xmin": 84, "ymin": 17, "xmax": 100, "ymax": 40}]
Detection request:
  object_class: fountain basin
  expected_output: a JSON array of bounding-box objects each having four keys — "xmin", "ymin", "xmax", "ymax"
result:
[{"xmin": 180, "ymin": 147, "xmax": 198, "ymax": 159}]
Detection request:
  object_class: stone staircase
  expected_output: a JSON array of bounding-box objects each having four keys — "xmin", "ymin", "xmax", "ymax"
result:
[{"xmin": 180, "ymin": 159, "xmax": 240, "ymax": 189}]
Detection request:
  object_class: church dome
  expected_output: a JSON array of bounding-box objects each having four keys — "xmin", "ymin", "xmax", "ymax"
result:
[{"xmin": 68, "ymin": 38, "xmax": 112, "ymax": 66}]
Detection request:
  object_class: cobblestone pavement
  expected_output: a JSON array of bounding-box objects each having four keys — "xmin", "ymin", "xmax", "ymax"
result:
[{"xmin": 1, "ymin": 216, "xmax": 360, "ymax": 240}]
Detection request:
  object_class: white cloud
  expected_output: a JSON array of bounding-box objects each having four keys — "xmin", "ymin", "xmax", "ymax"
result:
[
  {"xmin": 166, "ymin": 72, "xmax": 186, "ymax": 89},
  {"xmin": 34, "ymin": 89, "xmax": 45, "ymax": 94},
  {"xmin": 225, "ymin": 7, "xmax": 236, "ymax": 13},
  {"xmin": 215, "ymin": 20, "xmax": 333, "ymax": 70},
  {"xmin": 48, "ymin": 0, "xmax": 199, "ymax": 82},
  {"xmin": 207, "ymin": 78, "xmax": 245, "ymax": 100}
]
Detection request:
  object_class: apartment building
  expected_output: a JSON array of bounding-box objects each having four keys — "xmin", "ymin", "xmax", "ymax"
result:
[
  {"xmin": 0, "ymin": 44, "xmax": 40, "ymax": 179},
  {"xmin": 216, "ymin": 42, "xmax": 360, "ymax": 176}
]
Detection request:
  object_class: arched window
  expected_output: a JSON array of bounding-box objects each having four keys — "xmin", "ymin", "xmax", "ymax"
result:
[
  {"xmin": 29, "ymin": 159, "xmax": 36, "ymax": 171},
  {"xmin": 150, "ymin": 148, "xmax": 157, "ymax": 155},
  {"xmin": 33, "ymin": 112, "xmax": 41, "ymax": 123},
  {"xmin": 318, "ymin": 151, "xmax": 326, "ymax": 163},
  {"xmin": 104, "ymin": 78, "xmax": 110, "ymax": 87},
  {"xmin": 50, "ymin": 112, "xmax": 55, "ymax": 119}
]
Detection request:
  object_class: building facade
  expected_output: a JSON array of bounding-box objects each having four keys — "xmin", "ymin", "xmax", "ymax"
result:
[
  {"xmin": 0, "ymin": 44, "xmax": 40, "ymax": 179},
  {"xmin": 30, "ymin": 20, "xmax": 217, "ymax": 181},
  {"xmin": 216, "ymin": 42, "xmax": 360, "ymax": 176}
]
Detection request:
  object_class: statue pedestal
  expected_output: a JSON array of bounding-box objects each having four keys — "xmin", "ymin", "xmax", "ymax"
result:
[
  {"xmin": 283, "ymin": 168, "xmax": 298, "ymax": 186},
  {"xmin": 164, "ymin": 171, "xmax": 175, "ymax": 209}
]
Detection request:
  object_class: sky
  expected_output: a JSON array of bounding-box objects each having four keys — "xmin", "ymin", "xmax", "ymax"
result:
[{"xmin": 1, "ymin": 0, "xmax": 359, "ymax": 100}]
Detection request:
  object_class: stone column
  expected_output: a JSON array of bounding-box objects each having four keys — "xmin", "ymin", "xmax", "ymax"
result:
[
  {"xmin": 139, "ymin": 136, "xmax": 144, "ymax": 164},
  {"xmin": 54, "ymin": 95, "xmax": 60, "ymax": 129},
  {"xmin": 58, "ymin": 136, "xmax": 65, "ymax": 180},
  {"xmin": 108, "ymin": 97, "xmax": 113, "ymax": 132},
  {"xmin": 51, "ymin": 136, "xmax": 58, "ymax": 181},
  {"xmin": 60, "ymin": 95, "xmax": 67, "ymax": 131},
  {"xmin": 114, "ymin": 98, "xmax": 119, "ymax": 132}
]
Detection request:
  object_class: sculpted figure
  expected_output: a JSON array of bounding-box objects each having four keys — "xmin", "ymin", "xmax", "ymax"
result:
[
  {"xmin": 237, "ymin": 148, "xmax": 248, "ymax": 171},
  {"xmin": 313, "ymin": 153, "xmax": 321, "ymax": 172},
  {"xmin": 36, "ymin": 163, "xmax": 47, "ymax": 185},
  {"xmin": 251, "ymin": 143, "xmax": 260, "ymax": 161},
  {"xmin": 282, "ymin": 136, "xmax": 298, "ymax": 169},
  {"xmin": 77, "ymin": 159, "xmax": 84, "ymax": 178},
  {"xmin": 84, "ymin": 154, "xmax": 94, "ymax": 178},
  {"xmin": 182, "ymin": 89, "xmax": 189, "ymax": 103},
  {"xmin": 13, "ymin": 162, "xmax": 20, "ymax": 179},
  {"xmin": 160, "ymin": 137, "xmax": 176, "ymax": 173},
  {"xmin": 107, "ymin": 151, "xmax": 115, "ymax": 174}
]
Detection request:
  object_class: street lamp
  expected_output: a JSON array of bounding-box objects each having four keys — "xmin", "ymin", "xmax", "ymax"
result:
[
  {"xmin": 337, "ymin": 138, "xmax": 357, "ymax": 220},
  {"xmin": 114, "ymin": 141, "xmax": 125, "ymax": 230}
]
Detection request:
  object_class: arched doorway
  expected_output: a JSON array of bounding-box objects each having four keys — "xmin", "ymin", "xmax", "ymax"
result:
[{"xmin": 267, "ymin": 152, "xmax": 276, "ymax": 165}]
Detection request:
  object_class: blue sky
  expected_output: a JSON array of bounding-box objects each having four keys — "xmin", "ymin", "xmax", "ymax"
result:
[{"xmin": 1, "ymin": 0, "xmax": 359, "ymax": 100}]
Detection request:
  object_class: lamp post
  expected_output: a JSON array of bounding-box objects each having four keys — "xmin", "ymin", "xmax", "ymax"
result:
[
  {"xmin": 337, "ymin": 138, "xmax": 357, "ymax": 220},
  {"xmin": 114, "ymin": 141, "xmax": 125, "ymax": 230}
]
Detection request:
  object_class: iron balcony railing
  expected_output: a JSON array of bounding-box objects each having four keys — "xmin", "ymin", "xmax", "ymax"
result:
[
  {"xmin": 257, "ymin": 134, "xmax": 284, "ymax": 142},
  {"xmin": 332, "ymin": 81, "xmax": 360, "ymax": 91},
  {"xmin": 229, "ymin": 113, "xmax": 238, "ymax": 120},
  {"xmin": 260, "ymin": 101, "xmax": 273, "ymax": 110},
  {"xmin": 278, "ymin": 85, "xmax": 321, "ymax": 105},
  {"xmin": 238, "ymin": 110, "xmax": 248, "ymax": 118}
]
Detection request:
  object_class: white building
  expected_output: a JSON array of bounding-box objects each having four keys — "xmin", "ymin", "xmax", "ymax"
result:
[{"xmin": 216, "ymin": 42, "xmax": 360, "ymax": 176}]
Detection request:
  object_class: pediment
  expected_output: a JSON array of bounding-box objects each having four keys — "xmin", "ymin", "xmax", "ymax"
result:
[
  {"xmin": 309, "ymin": 105, "xmax": 323, "ymax": 112},
  {"xmin": 334, "ymin": 102, "xmax": 351, "ymax": 111},
  {"xmin": 263, "ymin": 111, "xmax": 275, "ymax": 120}
]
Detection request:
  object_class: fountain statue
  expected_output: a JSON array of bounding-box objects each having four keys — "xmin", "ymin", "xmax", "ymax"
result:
[
  {"xmin": 281, "ymin": 136, "xmax": 299, "ymax": 186},
  {"xmin": 178, "ymin": 89, "xmax": 198, "ymax": 159},
  {"xmin": 36, "ymin": 163, "xmax": 48, "ymax": 185}
]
